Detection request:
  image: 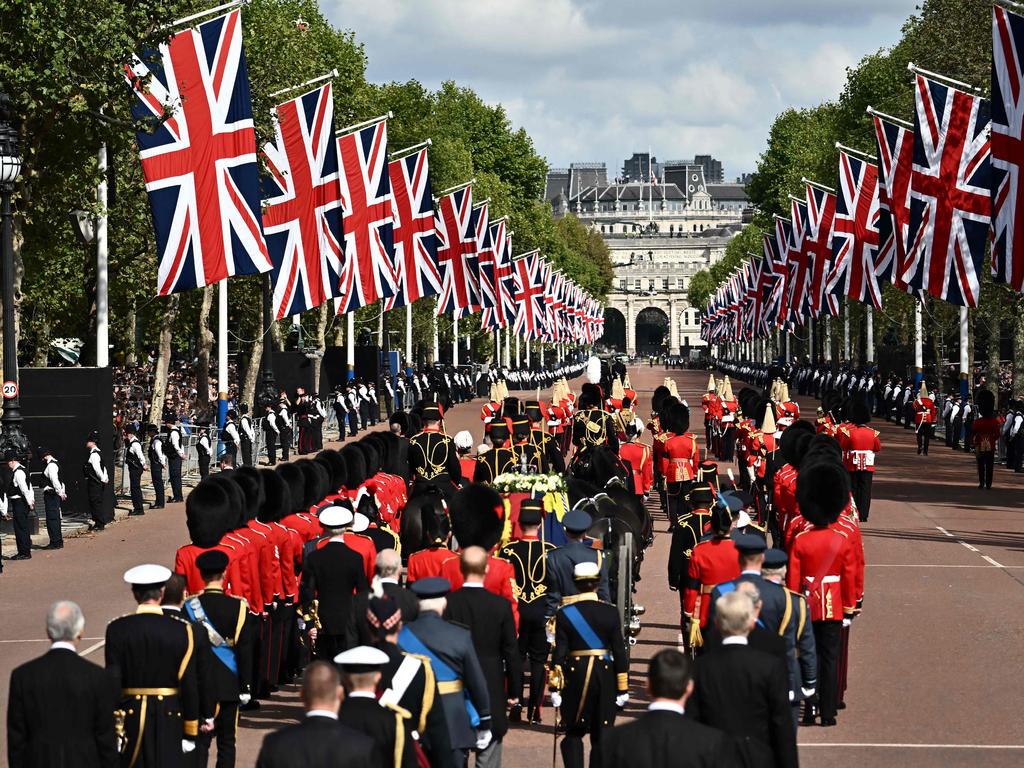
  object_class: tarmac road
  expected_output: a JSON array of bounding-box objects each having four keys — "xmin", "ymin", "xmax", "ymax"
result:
[{"xmin": 2, "ymin": 365, "xmax": 1023, "ymax": 767}]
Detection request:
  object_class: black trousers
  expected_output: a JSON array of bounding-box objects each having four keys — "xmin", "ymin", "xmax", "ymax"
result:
[
  {"xmin": 977, "ymin": 451, "xmax": 995, "ymax": 488},
  {"xmin": 849, "ymin": 471, "xmax": 873, "ymax": 522},
  {"xmin": 223, "ymin": 442, "xmax": 237, "ymax": 466},
  {"xmin": 129, "ymin": 466, "xmax": 145, "ymax": 514},
  {"xmin": 168, "ymin": 455, "xmax": 183, "ymax": 500},
  {"xmin": 266, "ymin": 433, "xmax": 278, "ymax": 465},
  {"xmin": 297, "ymin": 425, "xmax": 314, "ymax": 455},
  {"xmin": 86, "ymin": 479, "xmax": 107, "ymax": 524},
  {"xmin": 561, "ymin": 720, "xmax": 605, "ymax": 768},
  {"xmin": 195, "ymin": 701, "xmax": 239, "ymax": 768},
  {"xmin": 516, "ymin": 609, "xmax": 549, "ymax": 708},
  {"xmin": 916, "ymin": 424, "xmax": 933, "ymax": 455},
  {"xmin": 151, "ymin": 464, "xmax": 165, "ymax": 507},
  {"xmin": 11, "ymin": 497, "xmax": 32, "ymax": 555},
  {"xmin": 279, "ymin": 429, "xmax": 291, "ymax": 462},
  {"xmin": 813, "ymin": 620, "xmax": 843, "ymax": 721},
  {"xmin": 198, "ymin": 454, "xmax": 210, "ymax": 479},
  {"xmin": 240, "ymin": 438, "xmax": 253, "ymax": 467},
  {"xmin": 348, "ymin": 411, "xmax": 359, "ymax": 436},
  {"xmin": 43, "ymin": 491, "xmax": 62, "ymax": 546}
]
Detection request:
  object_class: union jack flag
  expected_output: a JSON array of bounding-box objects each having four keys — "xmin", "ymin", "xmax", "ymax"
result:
[
  {"xmin": 124, "ymin": 9, "xmax": 270, "ymax": 296},
  {"xmin": 498, "ymin": 232, "xmax": 518, "ymax": 327},
  {"xmin": 872, "ymin": 113, "xmax": 914, "ymax": 293},
  {"xmin": 513, "ymin": 250, "xmax": 545, "ymax": 340},
  {"xmin": 261, "ymin": 82, "xmax": 344, "ymax": 319},
  {"xmin": 481, "ymin": 218, "xmax": 508, "ymax": 329},
  {"xmin": 992, "ymin": 5, "xmax": 1024, "ymax": 293},
  {"xmin": 336, "ymin": 119, "xmax": 397, "ymax": 313},
  {"xmin": 385, "ymin": 148, "xmax": 439, "ymax": 309},
  {"xmin": 805, "ymin": 184, "xmax": 836, "ymax": 318},
  {"xmin": 828, "ymin": 150, "xmax": 884, "ymax": 309},
  {"xmin": 902, "ymin": 73, "xmax": 991, "ymax": 307},
  {"xmin": 435, "ymin": 187, "xmax": 479, "ymax": 315},
  {"xmin": 473, "ymin": 202, "xmax": 496, "ymax": 312},
  {"xmin": 762, "ymin": 230, "xmax": 788, "ymax": 330},
  {"xmin": 785, "ymin": 201, "xmax": 811, "ymax": 325}
]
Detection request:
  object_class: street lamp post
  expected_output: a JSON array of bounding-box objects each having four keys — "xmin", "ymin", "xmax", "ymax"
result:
[
  {"xmin": 0, "ymin": 91, "xmax": 28, "ymax": 462},
  {"xmin": 257, "ymin": 274, "xmax": 278, "ymax": 411}
]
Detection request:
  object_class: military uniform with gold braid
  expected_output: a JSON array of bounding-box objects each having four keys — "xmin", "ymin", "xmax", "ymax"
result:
[
  {"xmin": 474, "ymin": 422, "xmax": 517, "ymax": 484},
  {"xmin": 525, "ymin": 401, "xmax": 566, "ymax": 473},
  {"xmin": 105, "ymin": 564, "xmax": 200, "ymax": 768},
  {"xmin": 570, "ymin": 406, "xmax": 619, "ymax": 453},
  {"xmin": 498, "ymin": 499, "xmax": 556, "ymax": 721},
  {"xmin": 408, "ymin": 404, "xmax": 462, "ymax": 493},
  {"xmin": 548, "ymin": 561, "xmax": 628, "ymax": 768}
]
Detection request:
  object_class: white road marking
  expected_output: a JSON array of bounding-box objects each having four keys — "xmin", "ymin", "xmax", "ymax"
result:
[
  {"xmin": 800, "ymin": 743, "xmax": 1024, "ymax": 749},
  {"xmin": 933, "ymin": 526, "xmax": 1005, "ymax": 568},
  {"xmin": 79, "ymin": 640, "xmax": 105, "ymax": 657},
  {"xmin": 867, "ymin": 563, "xmax": 1024, "ymax": 568}
]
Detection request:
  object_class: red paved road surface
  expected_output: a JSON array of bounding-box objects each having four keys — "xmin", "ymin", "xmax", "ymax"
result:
[{"xmin": 2, "ymin": 365, "xmax": 1023, "ymax": 767}]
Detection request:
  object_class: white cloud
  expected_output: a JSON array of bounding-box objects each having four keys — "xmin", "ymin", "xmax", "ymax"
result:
[{"xmin": 321, "ymin": 0, "xmax": 919, "ymax": 179}]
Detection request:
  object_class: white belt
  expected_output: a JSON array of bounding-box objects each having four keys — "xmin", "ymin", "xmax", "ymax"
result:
[{"xmin": 850, "ymin": 450, "xmax": 875, "ymax": 468}]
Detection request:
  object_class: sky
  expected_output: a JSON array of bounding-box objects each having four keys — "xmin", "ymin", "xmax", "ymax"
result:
[{"xmin": 322, "ymin": 0, "xmax": 920, "ymax": 182}]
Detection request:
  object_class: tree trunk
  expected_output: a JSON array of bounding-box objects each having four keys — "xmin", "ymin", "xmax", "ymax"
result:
[
  {"xmin": 31, "ymin": 317, "xmax": 49, "ymax": 367},
  {"xmin": 1014, "ymin": 304, "xmax": 1024, "ymax": 399},
  {"xmin": 196, "ymin": 285, "xmax": 215, "ymax": 420},
  {"xmin": 241, "ymin": 339, "xmax": 262, "ymax": 413},
  {"xmin": 313, "ymin": 302, "xmax": 330, "ymax": 393},
  {"xmin": 987, "ymin": 317, "xmax": 1001, "ymax": 397},
  {"xmin": 148, "ymin": 295, "xmax": 180, "ymax": 424},
  {"xmin": 332, "ymin": 312, "xmax": 344, "ymax": 346},
  {"xmin": 271, "ymin": 318, "xmax": 285, "ymax": 351},
  {"xmin": 125, "ymin": 301, "xmax": 138, "ymax": 366}
]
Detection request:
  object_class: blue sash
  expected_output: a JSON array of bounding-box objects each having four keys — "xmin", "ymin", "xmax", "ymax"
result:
[
  {"xmin": 398, "ymin": 626, "xmax": 480, "ymax": 727},
  {"xmin": 562, "ymin": 605, "xmax": 608, "ymax": 659},
  {"xmin": 184, "ymin": 601, "xmax": 237, "ymax": 675}
]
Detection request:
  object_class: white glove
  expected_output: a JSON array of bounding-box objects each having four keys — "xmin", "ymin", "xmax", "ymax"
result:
[
  {"xmin": 182, "ymin": 740, "xmax": 196, "ymax": 754},
  {"xmin": 475, "ymin": 729, "xmax": 492, "ymax": 751},
  {"xmin": 550, "ymin": 692, "xmax": 562, "ymax": 709},
  {"xmin": 545, "ymin": 630, "xmax": 555, "ymax": 645},
  {"xmin": 801, "ymin": 687, "xmax": 816, "ymax": 699},
  {"xmin": 615, "ymin": 693, "xmax": 629, "ymax": 708},
  {"xmin": 842, "ymin": 618, "xmax": 852, "ymax": 628},
  {"xmin": 239, "ymin": 693, "xmax": 251, "ymax": 705}
]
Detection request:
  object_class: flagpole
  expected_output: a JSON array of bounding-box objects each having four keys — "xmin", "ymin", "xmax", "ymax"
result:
[
  {"xmin": 434, "ymin": 179, "xmax": 475, "ymax": 200},
  {"xmin": 866, "ymin": 306, "xmax": 875, "ymax": 365},
  {"xmin": 431, "ymin": 308, "xmax": 439, "ymax": 364},
  {"xmin": 913, "ymin": 300, "xmax": 924, "ymax": 390},
  {"xmin": 526, "ymin": 336, "xmax": 531, "ymax": 368},
  {"xmin": 907, "ymin": 62, "xmax": 982, "ymax": 93},
  {"xmin": 843, "ymin": 300, "xmax": 851, "ymax": 361},
  {"xmin": 218, "ymin": 279, "xmax": 228, "ymax": 441},
  {"xmin": 389, "ymin": 138, "xmax": 432, "ymax": 160},
  {"xmin": 494, "ymin": 327, "xmax": 501, "ymax": 366},
  {"xmin": 515, "ymin": 334, "xmax": 521, "ymax": 367},
  {"xmin": 268, "ymin": 69, "xmax": 338, "ymax": 100},
  {"xmin": 808, "ymin": 318, "xmax": 815, "ymax": 364},
  {"xmin": 505, "ymin": 326, "xmax": 511, "ymax": 368},
  {"xmin": 958, "ymin": 306, "xmax": 969, "ymax": 398},
  {"xmin": 865, "ymin": 106, "xmax": 913, "ymax": 129},
  {"xmin": 824, "ymin": 317, "xmax": 832, "ymax": 363},
  {"xmin": 406, "ymin": 303, "xmax": 413, "ymax": 370},
  {"xmin": 452, "ymin": 309, "xmax": 459, "ymax": 367},
  {"xmin": 346, "ymin": 313, "xmax": 355, "ymax": 381},
  {"xmin": 800, "ymin": 177, "xmax": 836, "ymax": 194},
  {"xmin": 159, "ymin": 0, "xmax": 249, "ymax": 32},
  {"xmin": 336, "ymin": 112, "xmax": 393, "ymax": 138},
  {"xmin": 835, "ymin": 142, "xmax": 877, "ymax": 161}
]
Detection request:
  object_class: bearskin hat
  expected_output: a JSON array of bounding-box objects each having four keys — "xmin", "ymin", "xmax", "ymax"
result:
[
  {"xmin": 405, "ymin": 411, "xmax": 422, "ymax": 437},
  {"xmin": 977, "ymin": 388, "xmax": 996, "ymax": 419},
  {"xmin": 389, "ymin": 410, "xmax": 410, "ymax": 435},
  {"xmin": 651, "ymin": 385, "xmax": 671, "ymax": 414},
  {"xmin": 364, "ymin": 433, "xmax": 390, "ymax": 470},
  {"xmin": 341, "ymin": 444, "xmax": 369, "ymax": 488},
  {"xmin": 257, "ymin": 468, "xmax": 291, "ymax": 524},
  {"xmin": 580, "ymin": 383, "xmax": 603, "ymax": 403},
  {"xmin": 796, "ymin": 459, "xmax": 849, "ymax": 526},
  {"xmin": 847, "ymin": 397, "xmax": 871, "ymax": 425},
  {"xmin": 753, "ymin": 397, "xmax": 773, "ymax": 429},
  {"xmin": 204, "ymin": 473, "xmax": 246, "ymax": 528},
  {"xmin": 737, "ymin": 387, "xmax": 759, "ymax": 417},
  {"xmin": 779, "ymin": 421, "xmax": 815, "ymax": 468},
  {"xmin": 185, "ymin": 479, "xmax": 235, "ymax": 548},
  {"xmin": 232, "ymin": 466, "xmax": 265, "ymax": 522},
  {"xmin": 448, "ymin": 483, "xmax": 506, "ymax": 551},
  {"xmin": 297, "ymin": 459, "xmax": 330, "ymax": 509},
  {"xmin": 803, "ymin": 433, "xmax": 843, "ymax": 466},
  {"xmin": 315, "ymin": 449, "xmax": 348, "ymax": 493},
  {"xmin": 355, "ymin": 439, "xmax": 381, "ymax": 477},
  {"xmin": 500, "ymin": 397, "xmax": 522, "ymax": 419},
  {"xmin": 274, "ymin": 463, "xmax": 306, "ymax": 514},
  {"xmin": 669, "ymin": 402, "xmax": 690, "ymax": 434}
]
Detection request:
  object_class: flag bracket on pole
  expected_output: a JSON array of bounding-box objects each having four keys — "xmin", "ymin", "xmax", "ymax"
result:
[
  {"xmin": 336, "ymin": 112, "xmax": 393, "ymax": 138},
  {"xmin": 159, "ymin": 0, "xmax": 251, "ymax": 33},
  {"xmin": 835, "ymin": 142, "xmax": 877, "ymax": 161},
  {"xmin": 907, "ymin": 62, "xmax": 982, "ymax": 93},
  {"xmin": 434, "ymin": 179, "xmax": 475, "ymax": 201},
  {"xmin": 268, "ymin": 69, "xmax": 339, "ymax": 99},
  {"xmin": 865, "ymin": 106, "xmax": 913, "ymax": 129},
  {"xmin": 801, "ymin": 177, "xmax": 836, "ymax": 194},
  {"xmin": 389, "ymin": 138, "xmax": 432, "ymax": 160}
]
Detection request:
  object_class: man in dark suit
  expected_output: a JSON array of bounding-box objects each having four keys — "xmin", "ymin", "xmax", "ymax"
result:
[
  {"xmin": 7, "ymin": 601, "xmax": 118, "ymax": 768},
  {"xmin": 335, "ymin": 646, "xmax": 415, "ymax": 768},
  {"xmin": 255, "ymin": 661, "xmax": 378, "ymax": 768},
  {"xmin": 299, "ymin": 507, "xmax": 370, "ymax": 660},
  {"xmin": 604, "ymin": 649, "xmax": 734, "ymax": 768},
  {"xmin": 688, "ymin": 591, "xmax": 797, "ymax": 768},
  {"xmin": 444, "ymin": 547, "xmax": 522, "ymax": 768},
  {"xmin": 351, "ymin": 549, "xmax": 419, "ymax": 645}
]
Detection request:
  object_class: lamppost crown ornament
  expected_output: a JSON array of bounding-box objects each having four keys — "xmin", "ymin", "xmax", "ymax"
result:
[{"xmin": 0, "ymin": 92, "xmax": 21, "ymax": 187}]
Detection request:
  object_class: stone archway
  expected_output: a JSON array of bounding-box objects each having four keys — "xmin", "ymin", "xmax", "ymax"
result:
[
  {"xmin": 599, "ymin": 307, "xmax": 626, "ymax": 352},
  {"xmin": 635, "ymin": 306, "xmax": 669, "ymax": 355}
]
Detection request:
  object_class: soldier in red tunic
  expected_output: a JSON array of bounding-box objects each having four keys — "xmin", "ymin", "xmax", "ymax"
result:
[
  {"xmin": 619, "ymin": 418, "xmax": 654, "ymax": 501},
  {"xmin": 972, "ymin": 389, "xmax": 1003, "ymax": 489},
  {"xmin": 662, "ymin": 402, "xmax": 700, "ymax": 527},
  {"xmin": 701, "ymin": 375, "xmax": 720, "ymax": 447},
  {"xmin": 787, "ymin": 459, "xmax": 859, "ymax": 726},
  {"xmin": 836, "ymin": 399, "xmax": 881, "ymax": 522},
  {"xmin": 682, "ymin": 502, "xmax": 740, "ymax": 650},
  {"xmin": 912, "ymin": 382, "xmax": 938, "ymax": 456}
]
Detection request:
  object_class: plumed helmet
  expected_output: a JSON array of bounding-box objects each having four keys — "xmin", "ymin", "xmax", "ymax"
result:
[
  {"xmin": 448, "ymin": 483, "xmax": 506, "ymax": 551},
  {"xmin": 586, "ymin": 355, "xmax": 602, "ymax": 385}
]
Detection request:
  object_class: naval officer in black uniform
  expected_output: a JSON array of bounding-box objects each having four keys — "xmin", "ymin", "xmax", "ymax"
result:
[
  {"xmin": 545, "ymin": 509, "xmax": 611, "ymax": 615},
  {"xmin": 548, "ymin": 561, "xmax": 629, "ymax": 768},
  {"xmin": 104, "ymin": 564, "xmax": 200, "ymax": 767}
]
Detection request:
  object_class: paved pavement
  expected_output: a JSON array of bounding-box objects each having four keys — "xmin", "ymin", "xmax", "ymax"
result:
[{"xmin": 2, "ymin": 366, "xmax": 1023, "ymax": 767}]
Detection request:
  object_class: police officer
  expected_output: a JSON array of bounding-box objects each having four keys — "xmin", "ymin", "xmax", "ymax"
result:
[
  {"xmin": 165, "ymin": 413, "xmax": 186, "ymax": 503},
  {"xmin": 399, "ymin": 578, "xmax": 492, "ymax": 768},
  {"xmin": 238, "ymin": 405, "xmax": 255, "ymax": 467},
  {"xmin": 105, "ymin": 564, "xmax": 200, "ymax": 767},
  {"xmin": 277, "ymin": 400, "xmax": 293, "ymax": 462},
  {"xmin": 38, "ymin": 446, "xmax": 65, "ymax": 550},
  {"xmin": 185, "ymin": 550, "xmax": 256, "ymax": 768},
  {"xmin": 408, "ymin": 404, "xmax": 461, "ymax": 496},
  {"xmin": 124, "ymin": 424, "xmax": 147, "ymax": 517},
  {"xmin": 147, "ymin": 424, "xmax": 167, "ymax": 509},
  {"xmin": 498, "ymin": 499, "xmax": 555, "ymax": 723},
  {"xmin": 6, "ymin": 449, "xmax": 34, "ymax": 560},
  {"xmin": 548, "ymin": 561, "xmax": 629, "ymax": 768},
  {"xmin": 222, "ymin": 410, "xmax": 241, "ymax": 467},
  {"xmin": 196, "ymin": 424, "xmax": 212, "ymax": 480},
  {"xmin": 84, "ymin": 431, "xmax": 110, "ymax": 528},
  {"xmin": 545, "ymin": 509, "xmax": 611, "ymax": 615},
  {"xmin": 263, "ymin": 403, "xmax": 280, "ymax": 466}
]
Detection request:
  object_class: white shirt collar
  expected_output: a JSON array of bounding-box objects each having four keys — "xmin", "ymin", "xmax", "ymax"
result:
[
  {"xmin": 740, "ymin": 569, "xmax": 760, "ymax": 575},
  {"xmin": 722, "ymin": 635, "xmax": 749, "ymax": 646},
  {"xmin": 50, "ymin": 641, "xmax": 76, "ymax": 652},
  {"xmin": 306, "ymin": 709, "xmax": 338, "ymax": 720},
  {"xmin": 648, "ymin": 701, "xmax": 685, "ymax": 716},
  {"xmin": 347, "ymin": 691, "xmax": 377, "ymax": 699},
  {"xmin": 380, "ymin": 577, "xmax": 398, "ymax": 585},
  {"xmin": 463, "ymin": 581, "xmax": 485, "ymax": 588}
]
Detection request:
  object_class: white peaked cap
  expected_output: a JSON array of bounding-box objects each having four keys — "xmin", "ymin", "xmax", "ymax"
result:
[
  {"xmin": 319, "ymin": 505, "xmax": 354, "ymax": 529},
  {"xmin": 352, "ymin": 512, "xmax": 370, "ymax": 533},
  {"xmin": 573, "ymin": 561, "xmax": 601, "ymax": 580},
  {"xmin": 123, "ymin": 564, "xmax": 172, "ymax": 586}
]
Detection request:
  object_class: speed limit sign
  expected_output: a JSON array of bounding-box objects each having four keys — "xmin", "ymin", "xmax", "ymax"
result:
[{"xmin": 2, "ymin": 381, "xmax": 17, "ymax": 399}]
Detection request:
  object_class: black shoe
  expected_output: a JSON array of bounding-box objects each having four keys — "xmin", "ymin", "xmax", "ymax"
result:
[
  {"xmin": 10, "ymin": 553, "xmax": 31, "ymax": 561},
  {"xmin": 129, "ymin": 510, "xmax": 146, "ymax": 516},
  {"xmin": 150, "ymin": 504, "xmax": 164, "ymax": 509},
  {"xmin": 241, "ymin": 699, "xmax": 261, "ymax": 711},
  {"xmin": 801, "ymin": 705, "xmax": 818, "ymax": 726},
  {"xmin": 92, "ymin": 523, "xmax": 106, "ymax": 531},
  {"xmin": 41, "ymin": 543, "xmax": 63, "ymax": 550},
  {"xmin": 509, "ymin": 703, "xmax": 523, "ymax": 723},
  {"xmin": 820, "ymin": 718, "xmax": 838, "ymax": 727},
  {"xmin": 837, "ymin": 701, "xmax": 847, "ymax": 710}
]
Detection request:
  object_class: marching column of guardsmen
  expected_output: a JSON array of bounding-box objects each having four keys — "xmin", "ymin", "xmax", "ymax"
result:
[{"xmin": 9, "ymin": 355, "xmax": 880, "ymax": 768}]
